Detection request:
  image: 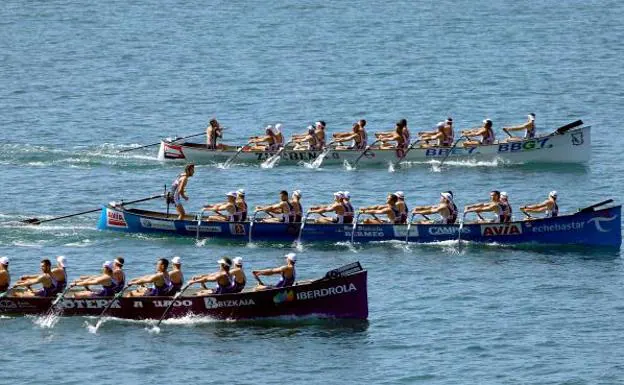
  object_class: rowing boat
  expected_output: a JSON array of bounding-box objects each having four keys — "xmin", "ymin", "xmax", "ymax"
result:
[
  {"xmin": 97, "ymin": 201, "xmax": 621, "ymax": 248},
  {"xmin": 0, "ymin": 263, "xmax": 368, "ymax": 320},
  {"xmin": 157, "ymin": 124, "xmax": 590, "ymax": 166}
]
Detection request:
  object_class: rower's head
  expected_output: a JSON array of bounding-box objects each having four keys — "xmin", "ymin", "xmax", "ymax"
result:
[
  {"xmin": 436, "ymin": 122, "xmax": 445, "ymax": 131},
  {"xmin": 40, "ymin": 259, "xmax": 52, "ymax": 274},
  {"xmin": 56, "ymin": 255, "xmax": 67, "ymax": 268},
  {"xmin": 209, "ymin": 119, "xmax": 219, "ymax": 128},
  {"xmin": 528, "ymin": 113, "xmax": 536, "ymax": 122},
  {"xmin": 0, "ymin": 257, "xmax": 9, "ymax": 271},
  {"xmin": 172, "ymin": 256, "xmax": 182, "ymax": 269},
  {"xmin": 102, "ymin": 261, "xmax": 113, "ymax": 274},
  {"xmin": 292, "ymin": 190, "xmax": 302, "ymax": 200},
  {"xmin": 232, "ymin": 257, "xmax": 243, "ymax": 268},
  {"xmin": 334, "ymin": 192, "xmax": 343, "ymax": 202},
  {"xmin": 218, "ymin": 257, "xmax": 232, "ymax": 272},
  {"xmin": 236, "ymin": 189, "xmax": 246, "ymax": 199},
  {"xmin": 315, "ymin": 121, "xmax": 326, "ymax": 130},
  {"xmin": 342, "ymin": 191, "xmax": 351, "ymax": 201},
  {"xmin": 280, "ymin": 190, "xmax": 289, "ymax": 201},
  {"xmin": 387, "ymin": 194, "xmax": 398, "ymax": 204},
  {"xmin": 226, "ymin": 191, "xmax": 237, "ymax": 203},
  {"xmin": 352, "ymin": 123, "xmax": 359, "ymax": 132},
  {"xmin": 549, "ymin": 190, "xmax": 557, "ymax": 201},
  {"xmin": 500, "ymin": 192, "xmax": 508, "ymax": 202},
  {"xmin": 446, "ymin": 117, "xmax": 453, "ymax": 127},
  {"xmin": 307, "ymin": 126, "xmax": 315, "ymax": 134},
  {"xmin": 441, "ymin": 192, "xmax": 453, "ymax": 204},
  {"xmin": 184, "ymin": 163, "xmax": 195, "ymax": 176},
  {"xmin": 156, "ymin": 258, "xmax": 169, "ymax": 272},
  {"xmin": 490, "ymin": 190, "xmax": 501, "ymax": 202},
  {"xmin": 395, "ymin": 191, "xmax": 405, "ymax": 201},
  {"xmin": 114, "ymin": 257, "xmax": 125, "ymax": 269},
  {"xmin": 395, "ymin": 123, "xmax": 402, "ymax": 134},
  {"xmin": 265, "ymin": 125, "xmax": 275, "ymax": 136},
  {"xmin": 285, "ymin": 253, "xmax": 296, "ymax": 266},
  {"xmin": 358, "ymin": 119, "xmax": 366, "ymax": 128},
  {"xmin": 397, "ymin": 119, "xmax": 407, "ymax": 128},
  {"xmin": 483, "ymin": 119, "xmax": 493, "ymax": 129}
]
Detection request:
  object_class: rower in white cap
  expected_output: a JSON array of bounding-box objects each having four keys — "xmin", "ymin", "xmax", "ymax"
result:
[
  {"xmin": 418, "ymin": 118, "xmax": 454, "ymax": 147},
  {"xmin": 190, "ymin": 257, "xmax": 234, "ymax": 295},
  {"xmin": 71, "ymin": 261, "xmax": 116, "ymax": 298},
  {"xmin": 253, "ymin": 253, "xmax": 297, "ymax": 290},
  {"xmin": 394, "ymin": 191, "xmax": 408, "ymax": 224},
  {"xmin": 202, "ymin": 191, "xmax": 238, "ymax": 222},
  {"xmin": 273, "ymin": 124, "xmax": 285, "ymax": 148},
  {"xmin": 0, "ymin": 257, "xmax": 10, "ymax": 293},
  {"xmin": 112, "ymin": 257, "xmax": 126, "ymax": 293},
  {"xmin": 503, "ymin": 113, "xmax": 536, "ymax": 141},
  {"xmin": 341, "ymin": 191, "xmax": 355, "ymax": 224},
  {"xmin": 291, "ymin": 190, "xmax": 303, "ymax": 223},
  {"xmin": 51, "ymin": 256, "xmax": 68, "ymax": 295},
  {"xmin": 462, "ymin": 119, "xmax": 495, "ymax": 146},
  {"xmin": 235, "ymin": 189, "xmax": 248, "ymax": 222},
  {"xmin": 499, "ymin": 192, "xmax": 513, "ymax": 222},
  {"xmin": 309, "ymin": 192, "xmax": 347, "ymax": 223},
  {"xmin": 521, "ymin": 191, "xmax": 559, "ymax": 218},
  {"xmin": 230, "ymin": 257, "xmax": 246, "ymax": 293},
  {"xmin": 412, "ymin": 192, "xmax": 458, "ymax": 224},
  {"xmin": 169, "ymin": 256, "xmax": 184, "ymax": 294},
  {"xmin": 248, "ymin": 125, "xmax": 280, "ymax": 152},
  {"xmin": 292, "ymin": 125, "xmax": 321, "ymax": 150}
]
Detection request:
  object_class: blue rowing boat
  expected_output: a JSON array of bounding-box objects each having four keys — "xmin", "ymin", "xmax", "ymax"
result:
[{"xmin": 97, "ymin": 202, "xmax": 621, "ymax": 248}]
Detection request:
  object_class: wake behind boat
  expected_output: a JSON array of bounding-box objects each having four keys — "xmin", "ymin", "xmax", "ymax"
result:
[{"xmin": 97, "ymin": 200, "xmax": 621, "ymax": 248}]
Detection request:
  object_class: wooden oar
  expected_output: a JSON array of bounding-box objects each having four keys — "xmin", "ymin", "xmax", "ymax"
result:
[
  {"xmin": 438, "ymin": 136, "xmax": 466, "ymax": 169},
  {"xmin": 222, "ymin": 141, "xmax": 251, "ymax": 168},
  {"xmin": 553, "ymin": 120, "xmax": 583, "ymax": 135},
  {"xmin": 89, "ymin": 285, "xmax": 133, "ymax": 332},
  {"xmin": 350, "ymin": 140, "xmax": 381, "ymax": 168},
  {"xmin": 21, "ymin": 194, "xmax": 164, "ymax": 225},
  {"xmin": 119, "ymin": 131, "xmax": 206, "ymax": 153},
  {"xmin": 390, "ymin": 139, "xmax": 421, "ymax": 170},
  {"xmin": 153, "ymin": 282, "xmax": 194, "ymax": 329},
  {"xmin": 253, "ymin": 273, "xmax": 265, "ymax": 286},
  {"xmin": 503, "ymin": 128, "xmax": 512, "ymax": 138},
  {"xmin": 520, "ymin": 208, "xmax": 533, "ymax": 219}
]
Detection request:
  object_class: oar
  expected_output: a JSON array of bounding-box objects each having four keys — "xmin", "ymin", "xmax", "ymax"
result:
[
  {"xmin": 0, "ymin": 286, "xmax": 15, "ymax": 299},
  {"xmin": 21, "ymin": 194, "xmax": 164, "ymax": 225},
  {"xmin": 553, "ymin": 120, "xmax": 583, "ymax": 135},
  {"xmin": 457, "ymin": 211, "xmax": 467, "ymax": 250},
  {"xmin": 405, "ymin": 213, "xmax": 417, "ymax": 244},
  {"xmin": 153, "ymin": 282, "xmax": 194, "ymax": 329},
  {"xmin": 309, "ymin": 141, "xmax": 336, "ymax": 168},
  {"xmin": 503, "ymin": 128, "xmax": 512, "ymax": 138},
  {"xmin": 578, "ymin": 199, "xmax": 614, "ymax": 213},
  {"xmin": 350, "ymin": 213, "xmax": 362, "ymax": 243},
  {"xmin": 520, "ymin": 208, "xmax": 533, "ymax": 219},
  {"xmin": 88, "ymin": 284, "xmax": 133, "ymax": 332},
  {"xmin": 253, "ymin": 273, "xmax": 265, "ymax": 286},
  {"xmin": 119, "ymin": 131, "xmax": 206, "ymax": 153},
  {"xmin": 261, "ymin": 140, "xmax": 293, "ymax": 168},
  {"xmin": 438, "ymin": 136, "xmax": 466, "ymax": 169},
  {"xmin": 350, "ymin": 140, "xmax": 381, "ymax": 169},
  {"xmin": 390, "ymin": 139, "xmax": 421, "ymax": 170},
  {"xmin": 222, "ymin": 141, "xmax": 251, "ymax": 168}
]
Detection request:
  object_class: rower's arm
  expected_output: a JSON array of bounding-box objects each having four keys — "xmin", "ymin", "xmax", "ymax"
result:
[
  {"xmin": 130, "ymin": 273, "xmax": 160, "ymax": 285},
  {"xmin": 504, "ymin": 122, "xmax": 530, "ymax": 132},
  {"xmin": 75, "ymin": 275, "xmax": 109, "ymax": 287},
  {"xmin": 254, "ymin": 266, "xmax": 285, "ymax": 276},
  {"xmin": 521, "ymin": 201, "xmax": 549, "ymax": 213},
  {"xmin": 15, "ymin": 275, "xmax": 45, "ymax": 287}
]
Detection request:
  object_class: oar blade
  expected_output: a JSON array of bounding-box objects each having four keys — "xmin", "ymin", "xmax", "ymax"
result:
[{"xmin": 21, "ymin": 218, "xmax": 41, "ymax": 225}]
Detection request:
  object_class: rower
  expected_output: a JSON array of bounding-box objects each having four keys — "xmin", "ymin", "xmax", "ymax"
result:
[
  {"xmin": 399, "ymin": 119, "xmax": 410, "ymax": 143},
  {"xmin": 190, "ymin": 257, "xmax": 234, "ymax": 295},
  {"xmin": 412, "ymin": 192, "xmax": 458, "ymax": 224},
  {"xmin": 273, "ymin": 124, "xmax": 285, "ymax": 148},
  {"xmin": 333, "ymin": 120, "xmax": 367, "ymax": 150},
  {"xmin": 315, "ymin": 121, "xmax": 327, "ymax": 149},
  {"xmin": 0, "ymin": 257, "xmax": 9, "ymax": 293},
  {"xmin": 464, "ymin": 190, "xmax": 506, "ymax": 222},
  {"xmin": 255, "ymin": 190, "xmax": 293, "ymax": 223},
  {"xmin": 359, "ymin": 193, "xmax": 401, "ymax": 224},
  {"xmin": 202, "ymin": 191, "xmax": 237, "ymax": 222},
  {"xmin": 395, "ymin": 191, "xmax": 409, "ymax": 224},
  {"xmin": 291, "ymin": 190, "xmax": 303, "ymax": 223},
  {"xmin": 169, "ymin": 163, "xmax": 195, "ymax": 220},
  {"xmin": 169, "ymin": 256, "xmax": 184, "ymax": 294},
  {"xmin": 112, "ymin": 257, "xmax": 126, "ymax": 293},
  {"xmin": 71, "ymin": 261, "xmax": 116, "ymax": 298},
  {"xmin": 235, "ymin": 189, "xmax": 248, "ymax": 222},
  {"xmin": 248, "ymin": 126, "xmax": 279, "ymax": 152},
  {"xmin": 499, "ymin": 192, "xmax": 513, "ymax": 222},
  {"xmin": 253, "ymin": 253, "xmax": 297, "ymax": 290},
  {"xmin": 462, "ymin": 119, "xmax": 495, "ymax": 146},
  {"xmin": 51, "ymin": 255, "xmax": 68, "ymax": 295},
  {"xmin": 377, "ymin": 123, "xmax": 407, "ymax": 150},
  {"xmin": 206, "ymin": 118, "xmax": 223, "ymax": 149},
  {"xmin": 503, "ymin": 113, "xmax": 536, "ymax": 141},
  {"xmin": 12, "ymin": 259, "xmax": 56, "ymax": 297},
  {"xmin": 419, "ymin": 118, "xmax": 454, "ymax": 147},
  {"xmin": 341, "ymin": 191, "xmax": 355, "ymax": 224},
  {"xmin": 520, "ymin": 191, "xmax": 559, "ymax": 218},
  {"xmin": 126, "ymin": 258, "xmax": 173, "ymax": 297},
  {"xmin": 309, "ymin": 192, "xmax": 347, "ymax": 224},
  {"xmin": 292, "ymin": 126, "xmax": 320, "ymax": 150},
  {"xmin": 230, "ymin": 257, "xmax": 246, "ymax": 293}
]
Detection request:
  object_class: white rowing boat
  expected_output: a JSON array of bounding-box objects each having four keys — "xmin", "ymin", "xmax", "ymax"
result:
[{"xmin": 157, "ymin": 121, "xmax": 590, "ymax": 166}]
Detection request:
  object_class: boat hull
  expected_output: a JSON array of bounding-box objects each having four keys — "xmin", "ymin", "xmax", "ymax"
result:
[
  {"xmin": 0, "ymin": 269, "xmax": 368, "ymax": 320},
  {"xmin": 97, "ymin": 204, "xmax": 622, "ymax": 248},
  {"xmin": 158, "ymin": 126, "xmax": 591, "ymax": 165}
]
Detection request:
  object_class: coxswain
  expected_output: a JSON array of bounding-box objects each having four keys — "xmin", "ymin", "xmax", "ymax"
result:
[
  {"xmin": 202, "ymin": 191, "xmax": 237, "ymax": 222},
  {"xmin": 71, "ymin": 261, "xmax": 116, "ymax": 298},
  {"xmin": 112, "ymin": 257, "xmax": 126, "ymax": 293},
  {"xmin": 359, "ymin": 194, "xmax": 401, "ymax": 224},
  {"xmin": 206, "ymin": 118, "xmax": 223, "ymax": 149},
  {"xmin": 126, "ymin": 258, "xmax": 173, "ymax": 297},
  {"xmin": 292, "ymin": 126, "xmax": 320, "ymax": 150},
  {"xmin": 520, "ymin": 191, "xmax": 559, "ymax": 218},
  {"xmin": 462, "ymin": 119, "xmax": 495, "ymax": 146},
  {"xmin": 341, "ymin": 191, "xmax": 355, "ymax": 224},
  {"xmin": 253, "ymin": 253, "xmax": 297, "ymax": 290},
  {"xmin": 503, "ymin": 113, "xmax": 536, "ymax": 141},
  {"xmin": 309, "ymin": 192, "xmax": 347, "ymax": 224},
  {"xmin": 255, "ymin": 190, "xmax": 294, "ymax": 223},
  {"xmin": 169, "ymin": 256, "xmax": 184, "ymax": 294},
  {"xmin": 235, "ymin": 189, "xmax": 248, "ymax": 222},
  {"xmin": 291, "ymin": 190, "xmax": 303, "ymax": 223},
  {"xmin": 411, "ymin": 192, "xmax": 458, "ymax": 224},
  {"xmin": 11, "ymin": 259, "xmax": 56, "ymax": 297},
  {"xmin": 464, "ymin": 190, "xmax": 506, "ymax": 222},
  {"xmin": 190, "ymin": 257, "xmax": 234, "ymax": 295},
  {"xmin": 499, "ymin": 192, "xmax": 513, "ymax": 222},
  {"xmin": 169, "ymin": 163, "xmax": 195, "ymax": 220},
  {"xmin": 51, "ymin": 255, "xmax": 68, "ymax": 295},
  {"xmin": 0, "ymin": 257, "xmax": 10, "ymax": 293},
  {"xmin": 248, "ymin": 126, "xmax": 279, "ymax": 151},
  {"xmin": 230, "ymin": 257, "xmax": 246, "ymax": 293}
]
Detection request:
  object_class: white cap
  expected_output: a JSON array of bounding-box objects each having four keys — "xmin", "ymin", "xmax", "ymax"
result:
[
  {"xmin": 236, "ymin": 189, "xmax": 245, "ymax": 196},
  {"xmin": 395, "ymin": 191, "xmax": 405, "ymax": 199},
  {"xmin": 343, "ymin": 191, "xmax": 351, "ymax": 199},
  {"xmin": 441, "ymin": 192, "xmax": 453, "ymax": 201},
  {"xmin": 446, "ymin": 117, "xmax": 453, "ymax": 124},
  {"xmin": 436, "ymin": 121, "xmax": 445, "ymax": 129},
  {"xmin": 172, "ymin": 256, "xmax": 182, "ymax": 265},
  {"xmin": 285, "ymin": 253, "xmax": 297, "ymax": 262},
  {"xmin": 293, "ymin": 190, "xmax": 302, "ymax": 197},
  {"xmin": 334, "ymin": 191, "xmax": 343, "ymax": 198},
  {"xmin": 315, "ymin": 121, "xmax": 323, "ymax": 127},
  {"xmin": 226, "ymin": 191, "xmax": 237, "ymax": 197},
  {"xmin": 103, "ymin": 260, "xmax": 113, "ymax": 270},
  {"xmin": 274, "ymin": 123, "xmax": 283, "ymax": 133},
  {"xmin": 483, "ymin": 119, "xmax": 492, "ymax": 124},
  {"xmin": 217, "ymin": 258, "xmax": 232, "ymax": 267},
  {"xmin": 0, "ymin": 257, "xmax": 9, "ymax": 266},
  {"xmin": 232, "ymin": 257, "xmax": 243, "ymax": 266},
  {"xmin": 549, "ymin": 190, "xmax": 558, "ymax": 198},
  {"xmin": 57, "ymin": 256, "xmax": 67, "ymax": 267},
  {"xmin": 114, "ymin": 257, "xmax": 124, "ymax": 266},
  {"xmin": 528, "ymin": 113, "xmax": 535, "ymax": 121},
  {"xmin": 500, "ymin": 191, "xmax": 508, "ymax": 198},
  {"xmin": 307, "ymin": 125, "xmax": 315, "ymax": 133}
]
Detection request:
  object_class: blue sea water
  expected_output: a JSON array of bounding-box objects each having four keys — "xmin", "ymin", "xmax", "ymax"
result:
[{"xmin": 1, "ymin": 0, "xmax": 624, "ymax": 384}]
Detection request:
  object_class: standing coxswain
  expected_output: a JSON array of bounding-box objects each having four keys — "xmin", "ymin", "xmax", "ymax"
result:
[
  {"xmin": 255, "ymin": 190, "xmax": 294, "ymax": 223},
  {"xmin": 462, "ymin": 119, "xmax": 495, "ymax": 146},
  {"xmin": 126, "ymin": 258, "xmax": 173, "ymax": 297},
  {"xmin": 202, "ymin": 191, "xmax": 237, "ymax": 222},
  {"xmin": 520, "ymin": 191, "xmax": 559, "ymax": 218},
  {"xmin": 169, "ymin": 164, "xmax": 195, "ymax": 220},
  {"xmin": 503, "ymin": 113, "xmax": 536, "ymax": 141},
  {"xmin": 411, "ymin": 192, "xmax": 458, "ymax": 224},
  {"xmin": 206, "ymin": 118, "xmax": 223, "ymax": 149},
  {"xmin": 253, "ymin": 253, "xmax": 297, "ymax": 290}
]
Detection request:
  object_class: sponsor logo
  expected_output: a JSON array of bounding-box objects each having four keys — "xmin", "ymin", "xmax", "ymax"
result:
[
  {"xmin": 0, "ymin": 300, "xmax": 17, "ymax": 308},
  {"xmin": 297, "ymin": 283, "xmax": 357, "ymax": 301},
  {"xmin": 571, "ymin": 132, "xmax": 584, "ymax": 146},
  {"xmin": 425, "ymin": 147, "xmax": 479, "ymax": 157},
  {"xmin": 392, "ymin": 225, "xmax": 415, "ymax": 237},
  {"xmin": 531, "ymin": 221, "xmax": 584, "ymax": 233},
  {"xmin": 163, "ymin": 144, "xmax": 185, "ymax": 159},
  {"xmin": 185, "ymin": 225, "xmax": 223, "ymax": 233},
  {"xmin": 140, "ymin": 218, "xmax": 176, "ymax": 230},
  {"xmin": 497, "ymin": 138, "xmax": 551, "ymax": 153},
  {"xmin": 273, "ymin": 290, "xmax": 296, "ymax": 304},
  {"xmin": 346, "ymin": 226, "xmax": 385, "ymax": 238},
  {"xmin": 428, "ymin": 225, "xmax": 469, "ymax": 236},
  {"xmin": 106, "ymin": 209, "xmax": 128, "ymax": 228},
  {"xmin": 587, "ymin": 216, "xmax": 616, "ymax": 232},
  {"xmin": 229, "ymin": 223, "xmax": 246, "ymax": 235},
  {"xmin": 61, "ymin": 299, "xmax": 121, "ymax": 309},
  {"xmin": 203, "ymin": 297, "xmax": 255, "ymax": 309},
  {"xmin": 481, "ymin": 223, "xmax": 522, "ymax": 236},
  {"xmin": 153, "ymin": 299, "xmax": 193, "ymax": 308}
]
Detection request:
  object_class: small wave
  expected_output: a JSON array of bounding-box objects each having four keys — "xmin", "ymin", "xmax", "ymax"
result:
[
  {"xmin": 31, "ymin": 313, "xmax": 61, "ymax": 329},
  {"xmin": 64, "ymin": 239, "xmax": 93, "ymax": 247}
]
